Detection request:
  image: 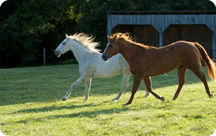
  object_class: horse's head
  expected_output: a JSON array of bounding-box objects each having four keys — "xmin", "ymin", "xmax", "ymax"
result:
[
  {"xmin": 102, "ymin": 35, "xmax": 120, "ymax": 61},
  {"xmin": 54, "ymin": 34, "xmax": 72, "ymax": 57}
]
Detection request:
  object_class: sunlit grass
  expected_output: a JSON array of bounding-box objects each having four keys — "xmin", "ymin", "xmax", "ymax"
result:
[{"xmin": 0, "ymin": 64, "xmax": 216, "ymax": 136}]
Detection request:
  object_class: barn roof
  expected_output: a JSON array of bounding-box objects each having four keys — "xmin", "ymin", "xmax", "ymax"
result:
[
  {"xmin": 107, "ymin": 10, "xmax": 216, "ymax": 59},
  {"xmin": 107, "ymin": 10, "xmax": 216, "ymax": 15}
]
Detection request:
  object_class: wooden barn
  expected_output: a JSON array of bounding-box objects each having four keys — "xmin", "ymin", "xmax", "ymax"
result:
[{"xmin": 107, "ymin": 11, "xmax": 216, "ymax": 59}]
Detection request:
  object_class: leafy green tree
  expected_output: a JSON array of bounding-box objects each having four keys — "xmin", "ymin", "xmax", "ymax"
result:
[
  {"xmin": 0, "ymin": 0, "xmax": 76, "ymax": 67},
  {"xmin": 73, "ymin": 0, "xmax": 138, "ymax": 49},
  {"xmin": 0, "ymin": 0, "xmax": 215, "ymax": 67}
]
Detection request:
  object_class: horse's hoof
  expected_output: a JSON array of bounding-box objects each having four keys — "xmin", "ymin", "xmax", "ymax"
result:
[
  {"xmin": 209, "ymin": 94, "xmax": 213, "ymax": 98},
  {"xmin": 161, "ymin": 97, "xmax": 165, "ymax": 101},
  {"xmin": 62, "ymin": 98, "xmax": 67, "ymax": 101},
  {"xmin": 172, "ymin": 97, "xmax": 176, "ymax": 101},
  {"xmin": 144, "ymin": 93, "xmax": 151, "ymax": 97},
  {"xmin": 112, "ymin": 97, "xmax": 119, "ymax": 101},
  {"xmin": 123, "ymin": 102, "xmax": 131, "ymax": 106},
  {"xmin": 83, "ymin": 98, "xmax": 88, "ymax": 102}
]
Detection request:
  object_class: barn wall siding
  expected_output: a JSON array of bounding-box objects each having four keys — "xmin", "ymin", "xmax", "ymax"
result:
[{"xmin": 107, "ymin": 13, "xmax": 216, "ymax": 59}]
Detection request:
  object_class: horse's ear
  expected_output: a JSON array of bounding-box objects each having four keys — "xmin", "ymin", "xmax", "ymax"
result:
[
  {"xmin": 107, "ymin": 35, "xmax": 110, "ymax": 39},
  {"xmin": 66, "ymin": 34, "xmax": 69, "ymax": 38}
]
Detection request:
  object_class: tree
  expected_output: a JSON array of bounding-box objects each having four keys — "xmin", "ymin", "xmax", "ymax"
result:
[
  {"xmin": 0, "ymin": 0, "xmax": 215, "ymax": 67},
  {"xmin": 0, "ymin": 0, "xmax": 76, "ymax": 67}
]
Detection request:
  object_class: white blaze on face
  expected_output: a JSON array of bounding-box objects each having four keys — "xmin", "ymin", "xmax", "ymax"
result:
[
  {"xmin": 0, "ymin": 0, "xmax": 7, "ymax": 7},
  {"xmin": 103, "ymin": 42, "xmax": 110, "ymax": 54}
]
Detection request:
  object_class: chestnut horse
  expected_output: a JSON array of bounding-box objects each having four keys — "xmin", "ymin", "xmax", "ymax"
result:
[{"xmin": 102, "ymin": 33, "xmax": 215, "ymax": 105}]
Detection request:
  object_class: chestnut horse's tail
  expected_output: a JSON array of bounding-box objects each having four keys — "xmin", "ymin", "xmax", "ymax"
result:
[{"xmin": 194, "ymin": 42, "xmax": 216, "ymax": 81}]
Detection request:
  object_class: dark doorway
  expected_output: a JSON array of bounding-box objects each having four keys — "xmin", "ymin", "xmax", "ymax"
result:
[
  {"xmin": 163, "ymin": 25, "xmax": 212, "ymax": 57},
  {"xmin": 112, "ymin": 25, "xmax": 159, "ymax": 47}
]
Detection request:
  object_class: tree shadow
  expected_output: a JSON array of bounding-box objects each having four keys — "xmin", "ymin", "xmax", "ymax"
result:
[{"xmin": 0, "ymin": 66, "xmax": 211, "ymax": 106}]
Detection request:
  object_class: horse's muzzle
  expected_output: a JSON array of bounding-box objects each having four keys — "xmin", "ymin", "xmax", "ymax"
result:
[
  {"xmin": 54, "ymin": 50, "xmax": 60, "ymax": 57},
  {"xmin": 102, "ymin": 54, "xmax": 109, "ymax": 61}
]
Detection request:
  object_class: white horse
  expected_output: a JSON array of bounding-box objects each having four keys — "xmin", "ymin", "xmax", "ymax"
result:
[{"xmin": 54, "ymin": 33, "xmax": 150, "ymax": 101}]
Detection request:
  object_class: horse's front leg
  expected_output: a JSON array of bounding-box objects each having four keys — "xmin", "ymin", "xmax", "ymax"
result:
[
  {"xmin": 83, "ymin": 78, "xmax": 92, "ymax": 102},
  {"xmin": 62, "ymin": 75, "xmax": 86, "ymax": 101},
  {"xmin": 112, "ymin": 72, "xmax": 130, "ymax": 101},
  {"xmin": 124, "ymin": 75, "xmax": 142, "ymax": 105}
]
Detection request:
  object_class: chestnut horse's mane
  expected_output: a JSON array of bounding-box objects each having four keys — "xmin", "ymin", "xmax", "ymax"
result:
[
  {"xmin": 110, "ymin": 33, "xmax": 154, "ymax": 48},
  {"xmin": 110, "ymin": 33, "xmax": 133, "ymax": 42}
]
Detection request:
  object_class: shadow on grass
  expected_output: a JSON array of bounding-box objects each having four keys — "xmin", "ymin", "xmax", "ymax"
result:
[
  {"xmin": 0, "ymin": 67, "xmax": 211, "ymax": 106},
  {"xmin": 8, "ymin": 99, "xmax": 128, "ymax": 115},
  {"xmin": 2, "ymin": 103, "xmax": 152, "ymax": 126},
  {"xmin": 9, "ymin": 103, "xmax": 94, "ymax": 114}
]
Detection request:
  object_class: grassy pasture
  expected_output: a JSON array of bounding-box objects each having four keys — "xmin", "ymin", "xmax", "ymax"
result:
[{"xmin": 0, "ymin": 64, "xmax": 216, "ymax": 136}]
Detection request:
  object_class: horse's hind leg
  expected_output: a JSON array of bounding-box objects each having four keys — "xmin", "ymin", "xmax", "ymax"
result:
[
  {"xmin": 62, "ymin": 75, "xmax": 86, "ymax": 101},
  {"xmin": 190, "ymin": 67, "xmax": 213, "ymax": 98},
  {"xmin": 112, "ymin": 72, "xmax": 130, "ymax": 101},
  {"xmin": 83, "ymin": 78, "xmax": 92, "ymax": 102},
  {"xmin": 141, "ymin": 80, "xmax": 151, "ymax": 97},
  {"xmin": 143, "ymin": 76, "xmax": 164, "ymax": 101},
  {"xmin": 173, "ymin": 65, "xmax": 187, "ymax": 100}
]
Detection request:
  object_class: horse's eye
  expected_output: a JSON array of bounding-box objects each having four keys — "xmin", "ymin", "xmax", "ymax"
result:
[
  {"xmin": 109, "ymin": 44, "xmax": 113, "ymax": 48},
  {"xmin": 62, "ymin": 42, "xmax": 66, "ymax": 45}
]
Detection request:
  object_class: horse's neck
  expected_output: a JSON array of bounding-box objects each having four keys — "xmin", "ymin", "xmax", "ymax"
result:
[
  {"xmin": 119, "ymin": 42, "xmax": 136, "ymax": 62},
  {"xmin": 69, "ymin": 40, "xmax": 94, "ymax": 63}
]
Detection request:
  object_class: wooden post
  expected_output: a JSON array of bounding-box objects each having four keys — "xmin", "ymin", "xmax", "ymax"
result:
[
  {"xmin": 0, "ymin": 54, "xmax": 1, "ymax": 68},
  {"xmin": 159, "ymin": 32, "xmax": 163, "ymax": 47},
  {"xmin": 43, "ymin": 48, "xmax": 46, "ymax": 66}
]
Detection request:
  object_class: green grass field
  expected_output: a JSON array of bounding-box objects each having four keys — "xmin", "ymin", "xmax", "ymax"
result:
[{"xmin": 0, "ymin": 64, "xmax": 216, "ymax": 136}]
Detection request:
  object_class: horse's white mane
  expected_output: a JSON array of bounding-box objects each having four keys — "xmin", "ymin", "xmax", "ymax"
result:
[{"xmin": 67, "ymin": 33, "xmax": 101, "ymax": 53}]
